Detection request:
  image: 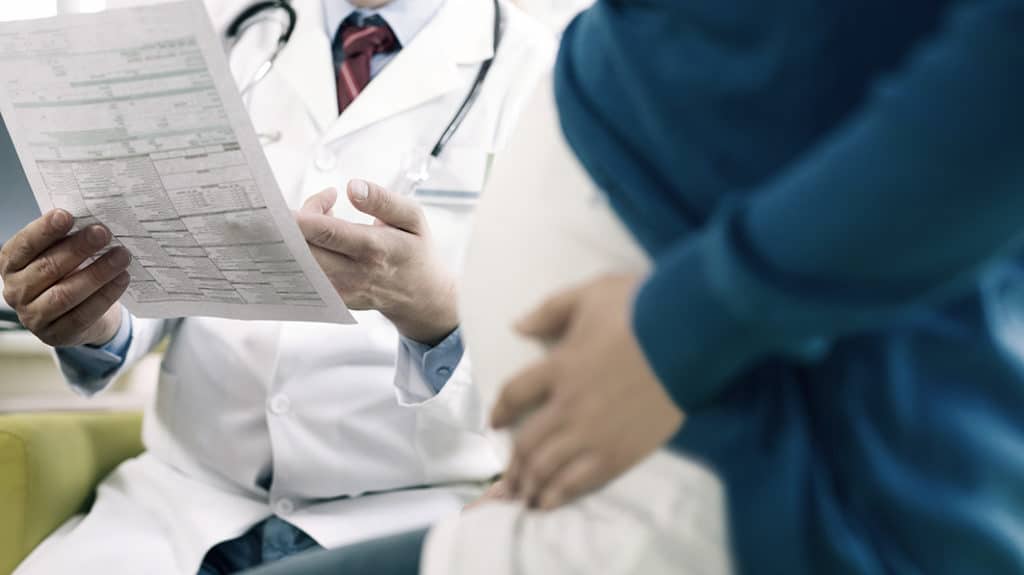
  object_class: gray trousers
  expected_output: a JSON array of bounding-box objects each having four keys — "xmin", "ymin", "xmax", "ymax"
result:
[{"xmin": 240, "ymin": 528, "xmax": 428, "ymax": 575}]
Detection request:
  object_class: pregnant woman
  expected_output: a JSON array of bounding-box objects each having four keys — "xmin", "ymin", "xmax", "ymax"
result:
[{"xmin": 250, "ymin": 0, "xmax": 1024, "ymax": 573}]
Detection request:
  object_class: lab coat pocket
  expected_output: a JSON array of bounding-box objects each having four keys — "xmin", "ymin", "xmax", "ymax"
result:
[
  {"xmin": 413, "ymin": 147, "xmax": 490, "ymax": 207},
  {"xmin": 410, "ymin": 375, "xmax": 502, "ymax": 484},
  {"xmin": 412, "ymin": 150, "xmax": 488, "ymax": 275}
]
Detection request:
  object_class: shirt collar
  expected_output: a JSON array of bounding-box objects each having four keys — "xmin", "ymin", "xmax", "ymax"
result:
[{"xmin": 322, "ymin": 0, "xmax": 446, "ymax": 48}]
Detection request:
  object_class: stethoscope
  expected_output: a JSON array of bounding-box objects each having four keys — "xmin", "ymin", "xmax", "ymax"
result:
[{"xmin": 224, "ymin": 0, "xmax": 502, "ymax": 197}]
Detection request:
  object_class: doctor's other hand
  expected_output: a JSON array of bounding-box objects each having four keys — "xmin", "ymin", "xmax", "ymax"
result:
[
  {"xmin": 297, "ymin": 182, "xmax": 458, "ymax": 345},
  {"xmin": 491, "ymin": 274, "xmax": 684, "ymax": 511},
  {"xmin": 0, "ymin": 209, "xmax": 130, "ymax": 348}
]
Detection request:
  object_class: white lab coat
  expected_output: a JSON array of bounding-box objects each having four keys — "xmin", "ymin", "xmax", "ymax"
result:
[{"xmin": 15, "ymin": 1, "xmax": 554, "ymax": 574}]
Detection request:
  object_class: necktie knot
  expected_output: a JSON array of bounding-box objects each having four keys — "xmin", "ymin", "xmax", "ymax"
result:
[
  {"xmin": 339, "ymin": 17, "xmax": 398, "ymax": 58},
  {"xmin": 333, "ymin": 15, "xmax": 399, "ymax": 114}
]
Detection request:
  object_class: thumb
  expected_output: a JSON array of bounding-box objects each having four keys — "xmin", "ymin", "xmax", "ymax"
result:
[
  {"xmin": 301, "ymin": 188, "xmax": 338, "ymax": 215},
  {"xmin": 348, "ymin": 179, "xmax": 424, "ymax": 234},
  {"xmin": 516, "ymin": 285, "xmax": 586, "ymax": 341}
]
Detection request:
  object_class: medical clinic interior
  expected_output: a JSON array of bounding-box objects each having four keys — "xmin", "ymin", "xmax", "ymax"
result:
[{"xmin": 1, "ymin": 0, "xmax": 1022, "ymax": 574}]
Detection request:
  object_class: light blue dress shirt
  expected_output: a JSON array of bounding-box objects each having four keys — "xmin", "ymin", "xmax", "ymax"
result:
[
  {"xmin": 58, "ymin": 1, "xmax": 465, "ymax": 394},
  {"xmin": 55, "ymin": 306, "xmax": 133, "ymax": 393},
  {"xmin": 58, "ymin": 308, "xmax": 461, "ymax": 393}
]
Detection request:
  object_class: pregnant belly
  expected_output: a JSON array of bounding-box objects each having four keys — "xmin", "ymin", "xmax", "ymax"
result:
[
  {"xmin": 455, "ymin": 73, "xmax": 733, "ymax": 574},
  {"xmin": 459, "ymin": 74, "xmax": 650, "ymax": 416}
]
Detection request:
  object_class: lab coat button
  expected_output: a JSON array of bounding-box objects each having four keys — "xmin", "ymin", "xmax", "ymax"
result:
[
  {"xmin": 268, "ymin": 394, "xmax": 291, "ymax": 415},
  {"xmin": 315, "ymin": 149, "xmax": 336, "ymax": 172},
  {"xmin": 273, "ymin": 498, "xmax": 294, "ymax": 516}
]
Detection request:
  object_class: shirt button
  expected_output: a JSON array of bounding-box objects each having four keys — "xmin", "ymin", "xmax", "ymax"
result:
[
  {"xmin": 315, "ymin": 148, "xmax": 336, "ymax": 172},
  {"xmin": 273, "ymin": 498, "xmax": 294, "ymax": 516},
  {"xmin": 268, "ymin": 394, "xmax": 291, "ymax": 415},
  {"xmin": 435, "ymin": 366, "xmax": 453, "ymax": 378}
]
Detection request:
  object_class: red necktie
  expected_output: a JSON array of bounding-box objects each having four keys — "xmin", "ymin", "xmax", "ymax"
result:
[{"xmin": 333, "ymin": 16, "xmax": 399, "ymax": 114}]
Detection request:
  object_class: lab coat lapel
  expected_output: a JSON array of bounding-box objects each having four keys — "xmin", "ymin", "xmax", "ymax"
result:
[
  {"xmin": 274, "ymin": 0, "xmax": 339, "ymax": 131},
  {"xmin": 321, "ymin": 0, "xmax": 496, "ymax": 143}
]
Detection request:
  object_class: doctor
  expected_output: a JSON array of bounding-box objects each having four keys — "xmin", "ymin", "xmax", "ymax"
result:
[{"xmin": 1, "ymin": 0, "xmax": 553, "ymax": 573}]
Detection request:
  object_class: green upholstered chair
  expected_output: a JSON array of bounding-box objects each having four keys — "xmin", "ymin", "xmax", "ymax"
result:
[{"xmin": 0, "ymin": 412, "xmax": 144, "ymax": 575}]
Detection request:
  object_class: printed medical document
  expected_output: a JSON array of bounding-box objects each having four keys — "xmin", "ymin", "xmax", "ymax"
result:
[{"xmin": 0, "ymin": 1, "xmax": 354, "ymax": 323}]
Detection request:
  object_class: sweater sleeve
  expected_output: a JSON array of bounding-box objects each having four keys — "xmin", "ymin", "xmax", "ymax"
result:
[{"xmin": 634, "ymin": 0, "xmax": 1024, "ymax": 410}]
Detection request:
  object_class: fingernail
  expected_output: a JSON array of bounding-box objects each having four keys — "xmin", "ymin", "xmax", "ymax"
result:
[
  {"xmin": 51, "ymin": 210, "xmax": 71, "ymax": 230},
  {"xmin": 350, "ymin": 180, "xmax": 369, "ymax": 202},
  {"xmin": 109, "ymin": 248, "xmax": 131, "ymax": 268},
  {"xmin": 87, "ymin": 226, "xmax": 110, "ymax": 247}
]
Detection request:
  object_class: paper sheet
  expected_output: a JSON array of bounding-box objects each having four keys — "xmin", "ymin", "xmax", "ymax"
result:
[{"xmin": 0, "ymin": 0, "xmax": 354, "ymax": 323}]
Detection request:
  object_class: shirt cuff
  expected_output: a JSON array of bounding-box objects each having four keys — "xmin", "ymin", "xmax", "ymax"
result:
[
  {"xmin": 400, "ymin": 327, "xmax": 465, "ymax": 394},
  {"xmin": 54, "ymin": 307, "xmax": 133, "ymax": 391}
]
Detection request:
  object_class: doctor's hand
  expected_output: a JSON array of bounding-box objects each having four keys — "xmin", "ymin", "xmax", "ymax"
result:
[
  {"xmin": 0, "ymin": 209, "xmax": 130, "ymax": 348},
  {"xmin": 296, "ymin": 181, "xmax": 458, "ymax": 345},
  {"xmin": 491, "ymin": 274, "xmax": 684, "ymax": 510}
]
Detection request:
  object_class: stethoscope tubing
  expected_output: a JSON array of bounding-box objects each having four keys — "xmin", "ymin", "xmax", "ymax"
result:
[{"xmin": 225, "ymin": 0, "xmax": 502, "ymax": 158}]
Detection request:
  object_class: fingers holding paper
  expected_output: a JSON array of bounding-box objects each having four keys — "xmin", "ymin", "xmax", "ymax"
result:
[
  {"xmin": 295, "ymin": 181, "xmax": 457, "ymax": 345},
  {"xmin": 0, "ymin": 209, "xmax": 131, "ymax": 347}
]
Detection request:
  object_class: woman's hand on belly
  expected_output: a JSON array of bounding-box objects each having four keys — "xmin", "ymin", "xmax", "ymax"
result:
[{"xmin": 491, "ymin": 274, "xmax": 684, "ymax": 511}]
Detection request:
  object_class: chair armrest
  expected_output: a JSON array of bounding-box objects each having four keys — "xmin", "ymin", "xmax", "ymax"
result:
[{"xmin": 0, "ymin": 411, "xmax": 143, "ymax": 574}]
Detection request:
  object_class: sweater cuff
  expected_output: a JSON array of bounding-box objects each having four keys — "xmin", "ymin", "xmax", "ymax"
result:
[
  {"xmin": 633, "ymin": 222, "xmax": 764, "ymax": 411},
  {"xmin": 634, "ymin": 204, "xmax": 852, "ymax": 411},
  {"xmin": 633, "ymin": 201, "xmax": 807, "ymax": 410}
]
